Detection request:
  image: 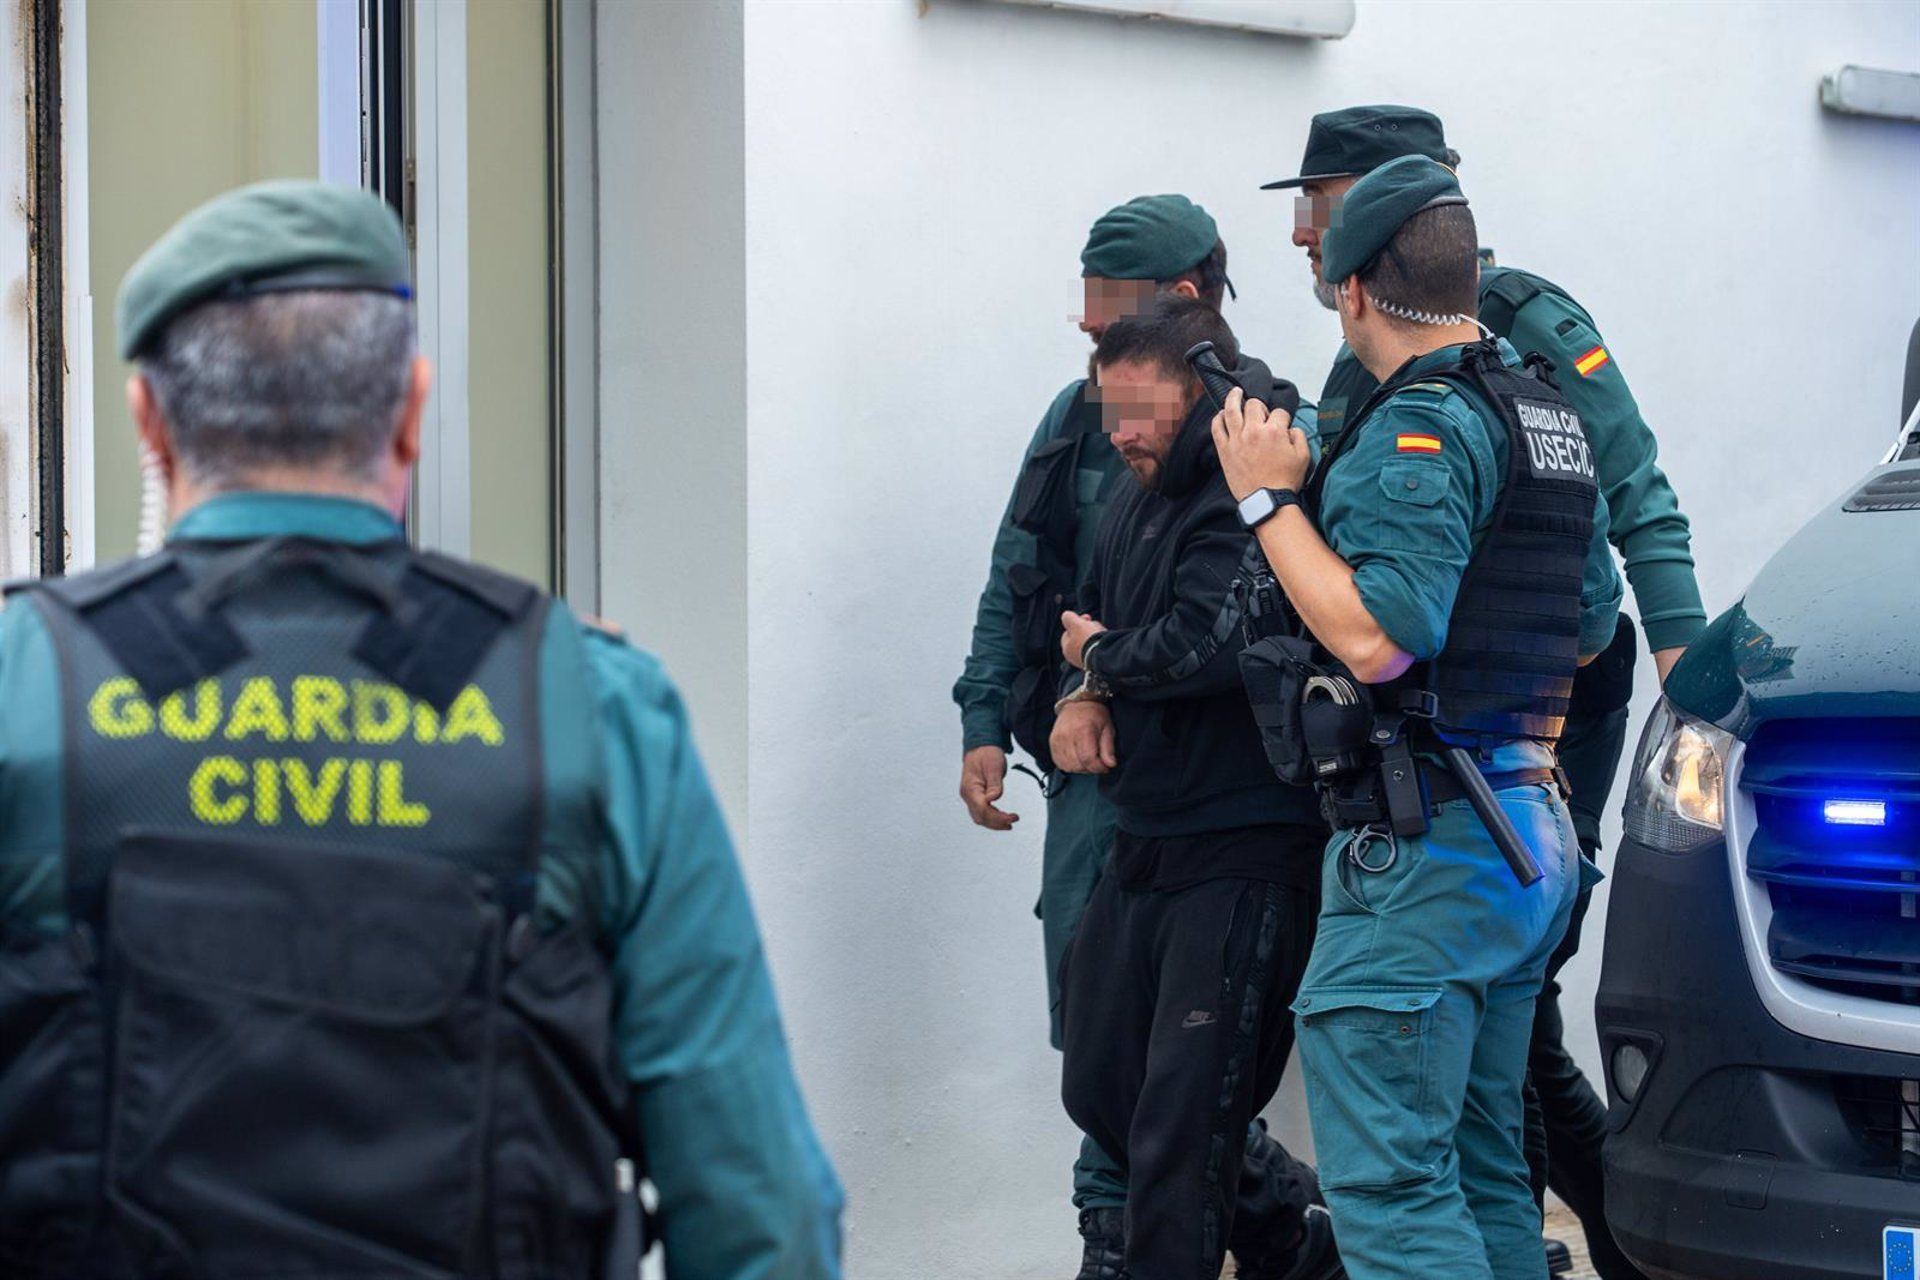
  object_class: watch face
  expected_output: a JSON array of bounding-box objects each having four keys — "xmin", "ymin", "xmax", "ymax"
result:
[{"xmin": 1238, "ymin": 490, "xmax": 1275, "ymax": 527}]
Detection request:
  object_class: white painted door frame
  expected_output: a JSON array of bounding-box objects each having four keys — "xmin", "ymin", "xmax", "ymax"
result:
[
  {"xmin": 555, "ymin": 0, "xmax": 600, "ymax": 612},
  {"xmin": 409, "ymin": 0, "xmax": 472, "ymax": 559},
  {"xmin": 0, "ymin": 2, "xmax": 36, "ymax": 581},
  {"xmin": 60, "ymin": 0, "xmax": 94, "ymax": 573}
]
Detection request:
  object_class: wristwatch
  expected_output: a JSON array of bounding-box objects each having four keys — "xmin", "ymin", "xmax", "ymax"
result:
[{"xmin": 1236, "ymin": 487, "xmax": 1300, "ymax": 530}]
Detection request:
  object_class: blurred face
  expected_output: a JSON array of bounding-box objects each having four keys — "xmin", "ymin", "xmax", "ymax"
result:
[
  {"xmin": 1077, "ymin": 276, "xmax": 1201, "ymax": 343},
  {"xmin": 1291, "ymin": 176, "xmax": 1357, "ymax": 310},
  {"xmin": 1079, "ymin": 278, "xmax": 1156, "ymax": 343},
  {"xmin": 1095, "ymin": 358, "xmax": 1194, "ymax": 489}
]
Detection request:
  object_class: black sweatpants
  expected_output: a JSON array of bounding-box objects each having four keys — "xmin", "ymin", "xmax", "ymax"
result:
[
  {"xmin": 1060, "ymin": 851, "xmax": 1319, "ymax": 1280},
  {"xmin": 1523, "ymin": 615, "xmax": 1648, "ymax": 1280}
]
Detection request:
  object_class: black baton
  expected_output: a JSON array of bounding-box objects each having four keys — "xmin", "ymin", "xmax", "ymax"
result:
[
  {"xmin": 1440, "ymin": 745, "xmax": 1544, "ymax": 888},
  {"xmin": 1185, "ymin": 341, "xmax": 1241, "ymax": 412}
]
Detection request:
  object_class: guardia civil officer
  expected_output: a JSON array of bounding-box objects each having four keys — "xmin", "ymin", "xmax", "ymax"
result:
[
  {"xmin": 1265, "ymin": 105, "xmax": 1699, "ymax": 1279},
  {"xmin": 1212, "ymin": 157, "xmax": 1621, "ymax": 1280},
  {"xmin": 0, "ymin": 182, "xmax": 842, "ymax": 1279},
  {"xmin": 954, "ymin": 194, "xmax": 1281, "ymax": 1277}
]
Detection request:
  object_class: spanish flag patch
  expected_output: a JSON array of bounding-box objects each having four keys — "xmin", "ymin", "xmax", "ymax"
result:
[
  {"xmin": 1396, "ymin": 433, "xmax": 1442, "ymax": 453},
  {"xmin": 1574, "ymin": 345, "xmax": 1610, "ymax": 377}
]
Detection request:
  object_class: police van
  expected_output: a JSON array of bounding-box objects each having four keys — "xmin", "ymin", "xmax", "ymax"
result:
[{"xmin": 1596, "ymin": 327, "xmax": 1920, "ymax": 1280}]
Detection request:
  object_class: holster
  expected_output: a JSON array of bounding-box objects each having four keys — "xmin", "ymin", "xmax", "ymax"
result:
[{"xmin": 1237, "ymin": 633, "xmax": 1322, "ymax": 787}]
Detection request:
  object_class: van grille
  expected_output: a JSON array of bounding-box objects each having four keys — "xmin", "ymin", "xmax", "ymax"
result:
[{"xmin": 1741, "ymin": 719, "xmax": 1920, "ymax": 1006}]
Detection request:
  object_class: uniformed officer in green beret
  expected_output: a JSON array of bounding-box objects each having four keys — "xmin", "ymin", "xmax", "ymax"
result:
[
  {"xmin": 953, "ymin": 193, "xmax": 1284, "ymax": 1277},
  {"xmin": 0, "ymin": 181, "xmax": 842, "ymax": 1279},
  {"xmin": 1213, "ymin": 156, "xmax": 1622, "ymax": 1280},
  {"xmin": 1266, "ymin": 105, "xmax": 1694, "ymax": 1279}
]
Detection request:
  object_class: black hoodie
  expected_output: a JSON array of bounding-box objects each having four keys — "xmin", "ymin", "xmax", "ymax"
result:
[{"xmin": 1073, "ymin": 368, "xmax": 1322, "ymax": 840}]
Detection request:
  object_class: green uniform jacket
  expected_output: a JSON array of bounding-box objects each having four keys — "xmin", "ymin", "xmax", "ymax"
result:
[
  {"xmin": 953, "ymin": 378, "xmax": 1128, "ymax": 752},
  {"xmin": 1317, "ymin": 265, "xmax": 1705, "ymax": 653},
  {"xmin": 0, "ymin": 493, "xmax": 844, "ymax": 1280},
  {"xmin": 1317, "ymin": 342, "xmax": 1624, "ymax": 774}
]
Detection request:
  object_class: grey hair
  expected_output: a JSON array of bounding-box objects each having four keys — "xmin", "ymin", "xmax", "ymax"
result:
[{"xmin": 140, "ymin": 290, "xmax": 416, "ymax": 487}]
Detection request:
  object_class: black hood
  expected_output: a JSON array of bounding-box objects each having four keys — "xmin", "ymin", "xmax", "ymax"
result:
[{"xmin": 1159, "ymin": 354, "xmax": 1298, "ymax": 498}]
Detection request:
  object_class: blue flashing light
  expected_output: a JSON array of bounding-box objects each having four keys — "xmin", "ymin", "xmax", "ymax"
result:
[{"xmin": 1822, "ymin": 798, "xmax": 1887, "ymax": 827}]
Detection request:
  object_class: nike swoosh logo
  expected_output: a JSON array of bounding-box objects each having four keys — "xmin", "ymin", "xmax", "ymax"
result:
[{"xmin": 1182, "ymin": 1010, "xmax": 1217, "ymax": 1029}]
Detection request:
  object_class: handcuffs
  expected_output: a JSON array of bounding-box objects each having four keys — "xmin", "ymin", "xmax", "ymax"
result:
[{"xmin": 1054, "ymin": 632, "xmax": 1114, "ymax": 713}]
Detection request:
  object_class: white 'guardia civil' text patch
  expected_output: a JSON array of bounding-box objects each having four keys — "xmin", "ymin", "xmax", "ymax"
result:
[{"xmin": 1513, "ymin": 399, "xmax": 1595, "ymax": 481}]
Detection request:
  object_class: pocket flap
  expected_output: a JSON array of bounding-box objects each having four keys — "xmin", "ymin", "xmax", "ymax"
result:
[
  {"xmin": 1378, "ymin": 457, "xmax": 1449, "ymax": 507},
  {"xmin": 1005, "ymin": 562, "xmax": 1050, "ymax": 598},
  {"xmin": 110, "ymin": 830, "xmax": 487, "ymax": 1024},
  {"xmin": 1292, "ymin": 986, "xmax": 1442, "ymax": 1020}
]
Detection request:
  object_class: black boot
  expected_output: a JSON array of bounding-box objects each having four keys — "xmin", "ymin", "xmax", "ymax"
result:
[
  {"xmin": 1546, "ymin": 1237, "xmax": 1574, "ymax": 1276},
  {"xmin": 1233, "ymin": 1203, "xmax": 1347, "ymax": 1280},
  {"xmin": 1076, "ymin": 1208, "xmax": 1126, "ymax": 1280}
]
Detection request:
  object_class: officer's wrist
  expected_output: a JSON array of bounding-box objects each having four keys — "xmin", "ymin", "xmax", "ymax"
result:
[{"xmin": 1237, "ymin": 487, "xmax": 1302, "ymax": 531}]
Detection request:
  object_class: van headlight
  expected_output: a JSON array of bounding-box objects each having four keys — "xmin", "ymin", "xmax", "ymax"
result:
[{"xmin": 1621, "ymin": 699, "xmax": 1735, "ymax": 853}]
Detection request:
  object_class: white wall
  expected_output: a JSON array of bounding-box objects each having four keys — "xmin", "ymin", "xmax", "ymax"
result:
[
  {"xmin": 603, "ymin": 2, "xmax": 1920, "ymax": 1276},
  {"xmin": 596, "ymin": 0, "xmax": 750, "ymax": 821}
]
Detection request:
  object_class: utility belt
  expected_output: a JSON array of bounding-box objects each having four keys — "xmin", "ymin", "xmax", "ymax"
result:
[
  {"xmin": 1235, "ymin": 573, "xmax": 1550, "ymax": 886},
  {"xmin": 1321, "ymin": 761, "xmax": 1570, "ymax": 831}
]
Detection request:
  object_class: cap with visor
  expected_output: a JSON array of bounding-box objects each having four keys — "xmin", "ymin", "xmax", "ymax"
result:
[{"xmin": 1260, "ymin": 105, "xmax": 1450, "ymax": 190}]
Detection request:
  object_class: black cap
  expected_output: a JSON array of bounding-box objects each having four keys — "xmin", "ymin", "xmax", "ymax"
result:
[{"xmin": 1260, "ymin": 105, "xmax": 1450, "ymax": 191}]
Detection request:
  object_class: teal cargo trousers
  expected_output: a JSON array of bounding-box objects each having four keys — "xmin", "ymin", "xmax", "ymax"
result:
[{"xmin": 1292, "ymin": 784, "xmax": 1584, "ymax": 1280}]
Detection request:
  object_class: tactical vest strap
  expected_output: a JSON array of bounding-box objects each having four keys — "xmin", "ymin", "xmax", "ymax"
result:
[
  {"xmin": 356, "ymin": 551, "xmax": 539, "ymax": 713},
  {"xmin": 1476, "ymin": 267, "xmax": 1573, "ymax": 339},
  {"xmin": 21, "ymin": 551, "xmax": 250, "ymax": 703}
]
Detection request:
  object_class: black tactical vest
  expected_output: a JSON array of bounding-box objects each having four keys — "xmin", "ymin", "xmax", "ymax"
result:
[
  {"xmin": 0, "ymin": 537, "xmax": 629, "ymax": 1279},
  {"xmin": 1004, "ymin": 383, "xmax": 1111, "ymax": 771},
  {"xmin": 1312, "ymin": 341, "xmax": 1599, "ymax": 746}
]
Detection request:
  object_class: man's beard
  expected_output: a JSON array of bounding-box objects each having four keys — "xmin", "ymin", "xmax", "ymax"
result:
[
  {"xmin": 1124, "ymin": 453, "xmax": 1163, "ymax": 490},
  {"xmin": 1312, "ymin": 274, "xmax": 1339, "ymax": 311}
]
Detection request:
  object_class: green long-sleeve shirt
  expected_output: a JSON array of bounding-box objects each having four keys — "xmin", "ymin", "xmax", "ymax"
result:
[
  {"xmin": 1317, "ymin": 265, "xmax": 1705, "ymax": 652},
  {"xmin": 0, "ymin": 493, "xmax": 843, "ymax": 1280}
]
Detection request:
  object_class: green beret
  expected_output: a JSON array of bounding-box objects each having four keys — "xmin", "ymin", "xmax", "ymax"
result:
[
  {"xmin": 1319, "ymin": 155, "xmax": 1468, "ymax": 285},
  {"xmin": 117, "ymin": 180, "xmax": 411, "ymax": 360},
  {"xmin": 1080, "ymin": 194, "xmax": 1219, "ymax": 281}
]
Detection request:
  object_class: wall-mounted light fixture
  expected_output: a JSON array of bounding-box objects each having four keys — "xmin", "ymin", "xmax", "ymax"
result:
[
  {"xmin": 1820, "ymin": 65, "xmax": 1920, "ymax": 124},
  {"xmin": 984, "ymin": 0, "xmax": 1354, "ymax": 40}
]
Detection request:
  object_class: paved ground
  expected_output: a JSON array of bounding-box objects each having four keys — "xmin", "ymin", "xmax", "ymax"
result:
[{"xmin": 1213, "ymin": 1205, "xmax": 1600, "ymax": 1278}]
